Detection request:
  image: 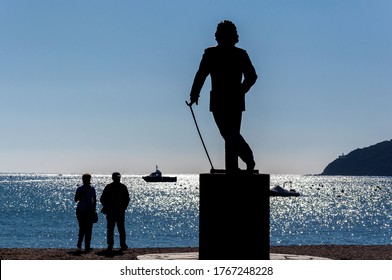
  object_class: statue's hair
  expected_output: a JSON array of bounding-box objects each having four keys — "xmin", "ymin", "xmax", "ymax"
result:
[{"xmin": 215, "ymin": 20, "xmax": 239, "ymax": 45}]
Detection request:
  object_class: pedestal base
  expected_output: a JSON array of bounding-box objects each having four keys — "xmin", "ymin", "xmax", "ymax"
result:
[{"xmin": 199, "ymin": 173, "xmax": 270, "ymax": 260}]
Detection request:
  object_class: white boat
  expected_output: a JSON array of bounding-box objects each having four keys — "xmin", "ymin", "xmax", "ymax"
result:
[
  {"xmin": 270, "ymin": 181, "xmax": 300, "ymax": 197},
  {"xmin": 142, "ymin": 166, "xmax": 177, "ymax": 183}
]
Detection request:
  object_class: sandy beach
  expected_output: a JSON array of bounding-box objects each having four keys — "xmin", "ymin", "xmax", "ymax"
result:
[{"xmin": 1, "ymin": 245, "xmax": 391, "ymax": 260}]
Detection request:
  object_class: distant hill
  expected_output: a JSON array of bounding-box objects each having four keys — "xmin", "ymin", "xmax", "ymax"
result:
[{"xmin": 321, "ymin": 140, "xmax": 392, "ymax": 176}]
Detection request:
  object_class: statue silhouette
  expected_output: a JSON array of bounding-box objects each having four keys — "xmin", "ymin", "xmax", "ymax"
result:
[{"xmin": 188, "ymin": 20, "xmax": 258, "ymax": 173}]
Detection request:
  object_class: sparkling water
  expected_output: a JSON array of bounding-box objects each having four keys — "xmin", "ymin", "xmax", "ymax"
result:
[{"xmin": 0, "ymin": 173, "xmax": 390, "ymax": 248}]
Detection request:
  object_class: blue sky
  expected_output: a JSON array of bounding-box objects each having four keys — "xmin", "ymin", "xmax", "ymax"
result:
[{"xmin": 1, "ymin": 0, "xmax": 391, "ymax": 175}]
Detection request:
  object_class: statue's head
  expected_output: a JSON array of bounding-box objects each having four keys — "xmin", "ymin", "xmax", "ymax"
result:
[{"xmin": 215, "ymin": 20, "xmax": 239, "ymax": 46}]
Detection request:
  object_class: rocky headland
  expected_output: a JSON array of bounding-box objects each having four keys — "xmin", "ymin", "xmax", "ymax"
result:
[{"xmin": 321, "ymin": 140, "xmax": 392, "ymax": 176}]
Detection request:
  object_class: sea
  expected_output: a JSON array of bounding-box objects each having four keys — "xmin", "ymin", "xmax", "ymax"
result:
[{"xmin": 0, "ymin": 173, "xmax": 391, "ymax": 249}]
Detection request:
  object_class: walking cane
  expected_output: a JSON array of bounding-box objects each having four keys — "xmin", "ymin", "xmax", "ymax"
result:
[{"xmin": 186, "ymin": 101, "xmax": 215, "ymax": 173}]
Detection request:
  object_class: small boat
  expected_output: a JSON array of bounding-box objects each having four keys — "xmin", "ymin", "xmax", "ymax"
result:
[
  {"xmin": 142, "ymin": 166, "xmax": 177, "ymax": 183},
  {"xmin": 270, "ymin": 181, "xmax": 300, "ymax": 197}
]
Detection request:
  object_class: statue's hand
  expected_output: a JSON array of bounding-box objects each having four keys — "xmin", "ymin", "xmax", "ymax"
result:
[{"xmin": 186, "ymin": 99, "xmax": 198, "ymax": 106}]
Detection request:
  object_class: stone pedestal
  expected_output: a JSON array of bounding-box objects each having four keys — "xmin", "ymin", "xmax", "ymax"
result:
[{"xmin": 199, "ymin": 173, "xmax": 270, "ymax": 260}]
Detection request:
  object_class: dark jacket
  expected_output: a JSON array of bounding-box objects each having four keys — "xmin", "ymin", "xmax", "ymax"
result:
[
  {"xmin": 75, "ymin": 185, "xmax": 96, "ymax": 213},
  {"xmin": 190, "ymin": 45, "xmax": 257, "ymax": 112},
  {"xmin": 100, "ymin": 182, "xmax": 130, "ymax": 216}
]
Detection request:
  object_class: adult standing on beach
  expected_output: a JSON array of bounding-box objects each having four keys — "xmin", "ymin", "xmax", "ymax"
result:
[
  {"xmin": 188, "ymin": 20, "xmax": 258, "ymax": 173},
  {"xmin": 74, "ymin": 173, "xmax": 96, "ymax": 252},
  {"xmin": 100, "ymin": 172, "xmax": 130, "ymax": 251}
]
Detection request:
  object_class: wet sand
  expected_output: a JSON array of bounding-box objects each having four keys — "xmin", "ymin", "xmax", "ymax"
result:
[{"xmin": 1, "ymin": 245, "xmax": 391, "ymax": 260}]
